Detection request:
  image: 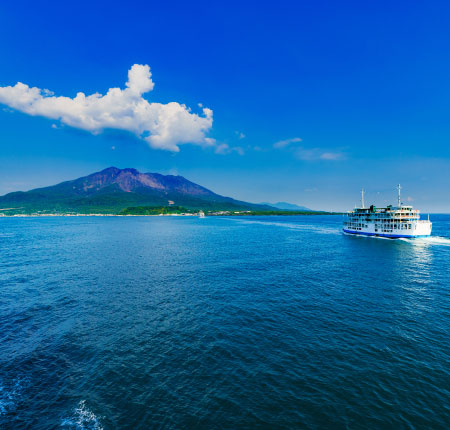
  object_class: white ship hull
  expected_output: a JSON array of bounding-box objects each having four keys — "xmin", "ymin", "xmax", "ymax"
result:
[{"xmin": 343, "ymin": 222, "xmax": 431, "ymax": 238}]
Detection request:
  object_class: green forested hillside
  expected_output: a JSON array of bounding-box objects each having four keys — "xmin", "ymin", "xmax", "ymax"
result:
[{"xmin": 0, "ymin": 167, "xmax": 276, "ymax": 215}]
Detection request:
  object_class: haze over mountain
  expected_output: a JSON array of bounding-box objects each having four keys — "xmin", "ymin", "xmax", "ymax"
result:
[
  {"xmin": 0, "ymin": 167, "xmax": 275, "ymax": 214},
  {"xmin": 260, "ymin": 202, "xmax": 312, "ymax": 211}
]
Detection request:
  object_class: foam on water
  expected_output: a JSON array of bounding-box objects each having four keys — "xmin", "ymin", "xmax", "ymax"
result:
[
  {"xmin": 396, "ymin": 236, "xmax": 450, "ymax": 247},
  {"xmin": 61, "ymin": 401, "xmax": 103, "ymax": 430},
  {"xmin": 415, "ymin": 236, "xmax": 450, "ymax": 246},
  {"xmin": 233, "ymin": 218, "xmax": 339, "ymax": 235},
  {"xmin": 0, "ymin": 377, "xmax": 29, "ymax": 416},
  {"xmin": 342, "ymin": 230, "xmax": 450, "ymax": 246}
]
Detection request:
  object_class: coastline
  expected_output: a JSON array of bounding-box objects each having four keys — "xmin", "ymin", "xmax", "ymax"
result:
[{"xmin": 0, "ymin": 212, "xmax": 341, "ymax": 218}]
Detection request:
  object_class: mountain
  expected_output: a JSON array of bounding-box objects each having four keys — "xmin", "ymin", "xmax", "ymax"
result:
[
  {"xmin": 0, "ymin": 167, "xmax": 275, "ymax": 214},
  {"xmin": 260, "ymin": 201, "xmax": 312, "ymax": 211}
]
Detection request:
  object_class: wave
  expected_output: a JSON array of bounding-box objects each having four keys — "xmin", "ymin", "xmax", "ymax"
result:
[
  {"xmin": 342, "ymin": 231, "xmax": 450, "ymax": 246},
  {"xmin": 61, "ymin": 401, "xmax": 103, "ymax": 430},
  {"xmin": 0, "ymin": 377, "xmax": 29, "ymax": 416},
  {"xmin": 235, "ymin": 219, "xmax": 450, "ymax": 246},
  {"xmin": 400, "ymin": 236, "xmax": 450, "ymax": 247}
]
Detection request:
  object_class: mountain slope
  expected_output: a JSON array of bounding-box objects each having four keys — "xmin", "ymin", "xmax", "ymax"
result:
[{"xmin": 0, "ymin": 167, "xmax": 275, "ymax": 214}]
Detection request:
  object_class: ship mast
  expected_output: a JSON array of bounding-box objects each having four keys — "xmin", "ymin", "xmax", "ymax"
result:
[
  {"xmin": 397, "ymin": 184, "xmax": 402, "ymax": 207},
  {"xmin": 361, "ymin": 188, "xmax": 365, "ymax": 209}
]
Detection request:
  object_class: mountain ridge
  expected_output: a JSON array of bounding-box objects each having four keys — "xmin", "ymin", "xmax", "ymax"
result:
[{"xmin": 0, "ymin": 167, "xmax": 275, "ymax": 214}]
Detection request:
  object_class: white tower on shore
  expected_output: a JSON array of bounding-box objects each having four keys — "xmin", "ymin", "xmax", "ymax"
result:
[
  {"xmin": 397, "ymin": 184, "xmax": 402, "ymax": 207},
  {"xmin": 361, "ymin": 188, "xmax": 365, "ymax": 209}
]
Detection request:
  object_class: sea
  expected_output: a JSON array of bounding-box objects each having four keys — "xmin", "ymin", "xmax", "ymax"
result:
[{"xmin": 1, "ymin": 214, "xmax": 450, "ymax": 429}]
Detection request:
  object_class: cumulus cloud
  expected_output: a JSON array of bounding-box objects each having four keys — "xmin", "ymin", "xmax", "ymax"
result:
[
  {"xmin": 235, "ymin": 131, "xmax": 245, "ymax": 139},
  {"xmin": 0, "ymin": 64, "xmax": 214, "ymax": 152},
  {"xmin": 273, "ymin": 137, "xmax": 302, "ymax": 148}
]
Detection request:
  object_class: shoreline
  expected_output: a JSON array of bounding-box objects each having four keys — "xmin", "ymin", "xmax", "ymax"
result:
[{"xmin": 0, "ymin": 212, "xmax": 341, "ymax": 218}]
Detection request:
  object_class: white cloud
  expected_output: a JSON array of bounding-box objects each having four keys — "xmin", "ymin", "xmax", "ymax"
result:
[
  {"xmin": 295, "ymin": 147, "xmax": 345, "ymax": 161},
  {"xmin": 215, "ymin": 143, "xmax": 244, "ymax": 155},
  {"xmin": 273, "ymin": 137, "xmax": 302, "ymax": 148},
  {"xmin": 319, "ymin": 152, "xmax": 345, "ymax": 161},
  {"xmin": 273, "ymin": 137, "xmax": 345, "ymax": 161},
  {"xmin": 0, "ymin": 64, "xmax": 214, "ymax": 152},
  {"xmin": 214, "ymin": 143, "xmax": 229, "ymax": 154},
  {"xmin": 274, "ymin": 136, "xmax": 345, "ymax": 161},
  {"xmin": 235, "ymin": 131, "xmax": 245, "ymax": 139}
]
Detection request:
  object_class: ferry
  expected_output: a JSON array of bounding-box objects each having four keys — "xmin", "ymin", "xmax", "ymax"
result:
[{"xmin": 343, "ymin": 185, "xmax": 432, "ymax": 238}]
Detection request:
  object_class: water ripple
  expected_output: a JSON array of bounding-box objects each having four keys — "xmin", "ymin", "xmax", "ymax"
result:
[{"xmin": 0, "ymin": 215, "xmax": 449, "ymax": 428}]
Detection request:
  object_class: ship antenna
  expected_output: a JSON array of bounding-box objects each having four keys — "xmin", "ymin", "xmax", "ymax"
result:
[
  {"xmin": 361, "ymin": 188, "xmax": 365, "ymax": 209},
  {"xmin": 397, "ymin": 184, "xmax": 402, "ymax": 207}
]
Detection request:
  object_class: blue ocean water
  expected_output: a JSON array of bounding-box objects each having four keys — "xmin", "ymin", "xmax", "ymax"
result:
[{"xmin": 1, "ymin": 214, "xmax": 450, "ymax": 429}]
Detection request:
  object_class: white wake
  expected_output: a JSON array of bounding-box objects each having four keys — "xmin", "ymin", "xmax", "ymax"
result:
[{"xmin": 233, "ymin": 219, "xmax": 339, "ymax": 235}]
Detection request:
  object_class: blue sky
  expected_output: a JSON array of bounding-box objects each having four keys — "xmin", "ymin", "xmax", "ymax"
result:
[{"xmin": 1, "ymin": 0, "xmax": 450, "ymax": 211}]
